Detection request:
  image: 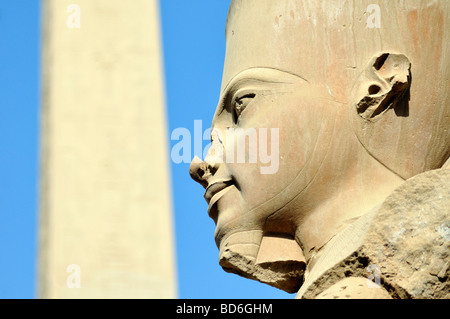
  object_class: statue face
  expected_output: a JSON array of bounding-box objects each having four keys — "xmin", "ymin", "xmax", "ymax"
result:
[
  {"xmin": 192, "ymin": 67, "xmax": 338, "ymax": 247},
  {"xmin": 190, "ymin": 1, "xmax": 347, "ymax": 250}
]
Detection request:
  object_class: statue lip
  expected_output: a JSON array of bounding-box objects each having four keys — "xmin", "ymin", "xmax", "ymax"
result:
[
  {"xmin": 206, "ymin": 183, "xmax": 234, "ymax": 222},
  {"xmin": 204, "ymin": 179, "xmax": 234, "ymax": 204}
]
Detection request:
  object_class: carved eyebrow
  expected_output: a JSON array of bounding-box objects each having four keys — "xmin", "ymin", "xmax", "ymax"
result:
[{"xmin": 222, "ymin": 67, "xmax": 307, "ymax": 94}]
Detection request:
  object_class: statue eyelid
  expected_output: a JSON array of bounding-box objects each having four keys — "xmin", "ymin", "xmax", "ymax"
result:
[{"xmin": 232, "ymin": 91, "xmax": 256, "ymax": 123}]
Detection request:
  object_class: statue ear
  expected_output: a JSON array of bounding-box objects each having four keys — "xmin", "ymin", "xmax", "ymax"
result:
[{"xmin": 355, "ymin": 53, "xmax": 411, "ymax": 121}]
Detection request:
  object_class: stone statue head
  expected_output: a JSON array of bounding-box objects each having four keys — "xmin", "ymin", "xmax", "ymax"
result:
[{"xmin": 189, "ymin": 0, "xmax": 450, "ymax": 293}]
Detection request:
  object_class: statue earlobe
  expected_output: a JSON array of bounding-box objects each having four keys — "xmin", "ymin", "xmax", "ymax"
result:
[{"xmin": 355, "ymin": 53, "xmax": 411, "ymax": 121}]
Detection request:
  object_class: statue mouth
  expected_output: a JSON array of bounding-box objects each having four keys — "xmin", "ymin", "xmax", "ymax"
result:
[
  {"xmin": 204, "ymin": 179, "xmax": 234, "ymax": 203},
  {"xmin": 205, "ymin": 180, "xmax": 234, "ymax": 220}
]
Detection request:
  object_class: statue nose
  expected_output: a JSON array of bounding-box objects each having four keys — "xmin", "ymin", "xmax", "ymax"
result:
[
  {"xmin": 190, "ymin": 132, "xmax": 223, "ymax": 187},
  {"xmin": 189, "ymin": 156, "xmax": 210, "ymax": 188}
]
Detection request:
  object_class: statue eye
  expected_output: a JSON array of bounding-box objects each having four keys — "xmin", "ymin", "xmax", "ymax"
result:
[{"xmin": 233, "ymin": 93, "xmax": 255, "ymax": 123}]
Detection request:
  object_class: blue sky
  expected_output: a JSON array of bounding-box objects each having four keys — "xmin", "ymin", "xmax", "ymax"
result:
[{"xmin": 0, "ymin": 1, "xmax": 290, "ymax": 299}]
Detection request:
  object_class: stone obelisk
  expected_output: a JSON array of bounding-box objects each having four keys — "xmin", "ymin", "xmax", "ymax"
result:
[{"xmin": 38, "ymin": 0, "xmax": 176, "ymax": 298}]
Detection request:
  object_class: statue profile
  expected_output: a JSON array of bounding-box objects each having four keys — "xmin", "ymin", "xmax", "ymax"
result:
[{"xmin": 190, "ymin": 0, "xmax": 449, "ymax": 298}]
